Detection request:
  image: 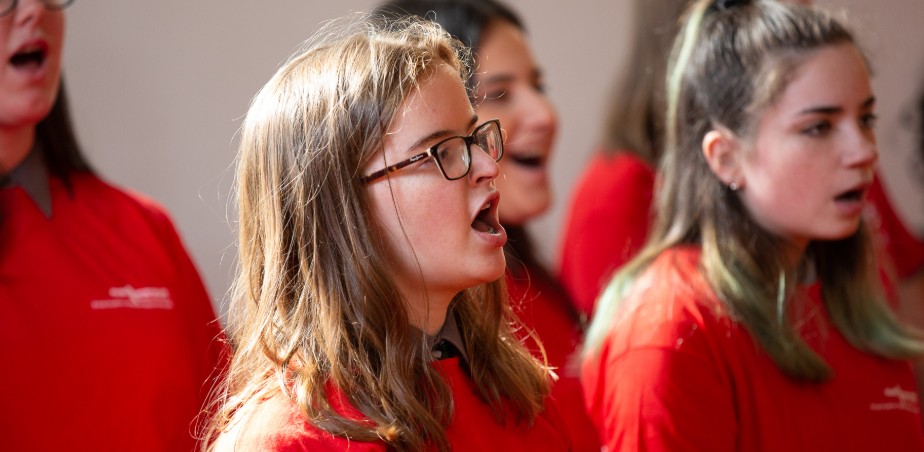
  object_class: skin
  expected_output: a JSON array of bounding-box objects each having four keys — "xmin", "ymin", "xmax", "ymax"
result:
[
  {"xmin": 705, "ymin": 43, "xmax": 878, "ymax": 264},
  {"xmin": 364, "ymin": 64, "xmax": 506, "ymax": 334},
  {"xmin": 0, "ymin": 0, "xmax": 65, "ymax": 171},
  {"xmin": 472, "ymin": 19, "xmax": 557, "ymax": 226}
]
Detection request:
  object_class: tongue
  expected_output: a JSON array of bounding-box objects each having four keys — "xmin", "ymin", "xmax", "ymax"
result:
[{"xmin": 471, "ymin": 218, "xmax": 494, "ymax": 233}]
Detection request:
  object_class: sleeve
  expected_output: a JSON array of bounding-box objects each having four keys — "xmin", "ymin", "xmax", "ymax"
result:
[
  {"xmin": 598, "ymin": 346, "xmax": 738, "ymax": 452},
  {"xmin": 558, "ymin": 154, "xmax": 656, "ymax": 317},
  {"xmin": 146, "ymin": 204, "xmax": 230, "ymax": 407}
]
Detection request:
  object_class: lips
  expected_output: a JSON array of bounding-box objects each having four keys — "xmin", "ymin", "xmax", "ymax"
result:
[
  {"xmin": 9, "ymin": 41, "xmax": 49, "ymax": 70},
  {"xmin": 834, "ymin": 181, "xmax": 871, "ymax": 203},
  {"xmin": 832, "ymin": 180, "xmax": 872, "ymax": 217},
  {"xmin": 471, "ymin": 193, "xmax": 503, "ymax": 235},
  {"xmin": 509, "ymin": 151, "xmax": 545, "ymax": 169}
]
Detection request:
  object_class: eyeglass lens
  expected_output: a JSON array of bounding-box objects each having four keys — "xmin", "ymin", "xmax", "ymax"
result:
[{"xmin": 433, "ymin": 122, "xmax": 502, "ymax": 180}]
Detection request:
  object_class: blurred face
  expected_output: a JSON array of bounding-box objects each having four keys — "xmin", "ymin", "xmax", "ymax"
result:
[
  {"xmin": 0, "ymin": 0, "xmax": 65, "ymax": 130},
  {"xmin": 365, "ymin": 64, "xmax": 506, "ymax": 331},
  {"xmin": 473, "ymin": 19, "xmax": 558, "ymax": 226},
  {"xmin": 737, "ymin": 43, "xmax": 877, "ymax": 252}
]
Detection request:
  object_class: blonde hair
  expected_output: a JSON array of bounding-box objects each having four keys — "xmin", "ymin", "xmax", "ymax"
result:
[
  {"xmin": 586, "ymin": 0, "xmax": 924, "ymax": 382},
  {"xmin": 203, "ymin": 15, "xmax": 549, "ymax": 451}
]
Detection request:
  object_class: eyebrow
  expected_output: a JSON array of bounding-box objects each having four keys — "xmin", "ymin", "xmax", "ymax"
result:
[
  {"xmin": 405, "ymin": 115, "xmax": 479, "ymax": 154},
  {"xmin": 797, "ymin": 96, "xmax": 876, "ymax": 115},
  {"xmin": 477, "ymin": 68, "xmax": 543, "ymax": 86}
]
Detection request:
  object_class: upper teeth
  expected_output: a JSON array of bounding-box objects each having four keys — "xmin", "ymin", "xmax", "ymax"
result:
[
  {"xmin": 20, "ymin": 46, "xmax": 41, "ymax": 53},
  {"xmin": 481, "ymin": 202, "xmax": 492, "ymax": 211}
]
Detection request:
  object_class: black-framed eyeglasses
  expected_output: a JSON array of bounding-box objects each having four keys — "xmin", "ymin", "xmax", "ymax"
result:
[
  {"xmin": 1, "ymin": 0, "xmax": 73, "ymax": 17},
  {"xmin": 361, "ymin": 119, "xmax": 504, "ymax": 185}
]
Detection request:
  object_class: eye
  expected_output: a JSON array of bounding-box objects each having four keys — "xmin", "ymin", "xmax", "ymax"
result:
[
  {"xmin": 860, "ymin": 113, "xmax": 877, "ymax": 129},
  {"xmin": 436, "ymin": 145, "xmax": 453, "ymax": 161},
  {"xmin": 801, "ymin": 121, "xmax": 831, "ymax": 137},
  {"xmin": 481, "ymin": 88, "xmax": 509, "ymax": 103}
]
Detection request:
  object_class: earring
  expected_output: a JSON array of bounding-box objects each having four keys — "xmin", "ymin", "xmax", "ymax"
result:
[{"xmin": 729, "ymin": 181, "xmax": 740, "ymax": 191}]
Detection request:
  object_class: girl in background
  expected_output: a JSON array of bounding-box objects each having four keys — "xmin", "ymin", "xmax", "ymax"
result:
[
  {"xmin": 374, "ymin": 1, "xmax": 599, "ymax": 449},
  {"xmin": 558, "ymin": 0, "xmax": 686, "ymax": 317},
  {"xmin": 582, "ymin": 0, "xmax": 924, "ymax": 450},
  {"xmin": 0, "ymin": 1, "xmax": 224, "ymax": 450}
]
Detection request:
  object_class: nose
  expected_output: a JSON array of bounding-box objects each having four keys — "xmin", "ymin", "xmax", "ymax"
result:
[
  {"xmin": 15, "ymin": 0, "xmax": 47, "ymax": 25},
  {"xmin": 844, "ymin": 124, "xmax": 878, "ymax": 169},
  {"xmin": 468, "ymin": 142, "xmax": 500, "ymax": 186},
  {"xmin": 520, "ymin": 87, "xmax": 557, "ymax": 136}
]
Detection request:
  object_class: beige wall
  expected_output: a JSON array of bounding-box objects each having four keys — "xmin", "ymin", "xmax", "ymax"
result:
[{"xmin": 63, "ymin": 1, "xmax": 924, "ymax": 312}]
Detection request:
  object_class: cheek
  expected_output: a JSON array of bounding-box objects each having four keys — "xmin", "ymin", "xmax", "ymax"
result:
[{"xmin": 371, "ymin": 182, "xmax": 464, "ymax": 250}]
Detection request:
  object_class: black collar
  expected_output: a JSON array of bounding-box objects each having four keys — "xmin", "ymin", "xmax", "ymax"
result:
[
  {"xmin": 2, "ymin": 147, "xmax": 52, "ymax": 218},
  {"xmin": 426, "ymin": 312, "xmax": 468, "ymax": 363}
]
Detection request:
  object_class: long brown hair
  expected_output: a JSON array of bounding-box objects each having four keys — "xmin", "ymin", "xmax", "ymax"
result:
[
  {"xmin": 203, "ymin": 15, "xmax": 549, "ymax": 451},
  {"xmin": 600, "ymin": 0, "xmax": 687, "ymax": 164},
  {"xmin": 586, "ymin": 0, "xmax": 924, "ymax": 382}
]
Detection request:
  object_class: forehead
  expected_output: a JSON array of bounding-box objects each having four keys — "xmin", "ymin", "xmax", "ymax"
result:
[
  {"xmin": 770, "ymin": 43, "xmax": 871, "ymax": 115},
  {"xmin": 383, "ymin": 63, "xmax": 475, "ymax": 156},
  {"xmin": 474, "ymin": 20, "xmax": 536, "ymax": 76}
]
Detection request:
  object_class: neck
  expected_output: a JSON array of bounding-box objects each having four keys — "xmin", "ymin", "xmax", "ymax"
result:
[
  {"xmin": 402, "ymin": 284, "xmax": 454, "ymax": 335},
  {"xmin": 0, "ymin": 126, "xmax": 37, "ymax": 174},
  {"xmin": 781, "ymin": 238, "xmax": 809, "ymax": 271}
]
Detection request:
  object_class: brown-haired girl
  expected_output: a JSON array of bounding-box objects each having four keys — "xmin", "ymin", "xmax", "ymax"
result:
[{"xmin": 203, "ymin": 15, "xmax": 571, "ymax": 451}]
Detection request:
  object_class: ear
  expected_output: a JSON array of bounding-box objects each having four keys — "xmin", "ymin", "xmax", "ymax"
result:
[{"xmin": 702, "ymin": 128, "xmax": 743, "ymax": 189}]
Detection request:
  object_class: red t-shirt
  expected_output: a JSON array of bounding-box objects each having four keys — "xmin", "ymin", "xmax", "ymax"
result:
[
  {"xmin": 218, "ymin": 357, "xmax": 573, "ymax": 451},
  {"xmin": 0, "ymin": 174, "xmax": 226, "ymax": 451},
  {"xmin": 582, "ymin": 247, "xmax": 924, "ymax": 451},
  {"xmin": 508, "ymin": 269, "xmax": 600, "ymax": 452},
  {"xmin": 558, "ymin": 151, "xmax": 655, "ymax": 317}
]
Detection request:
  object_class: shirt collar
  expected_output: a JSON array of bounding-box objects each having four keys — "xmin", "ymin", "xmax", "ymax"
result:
[
  {"xmin": 425, "ymin": 311, "xmax": 469, "ymax": 364},
  {"xmin": 2, "ymin": 147, "xmax": 52, "ymax": 218}
]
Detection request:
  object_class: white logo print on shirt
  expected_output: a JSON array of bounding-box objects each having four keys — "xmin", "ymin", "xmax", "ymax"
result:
[
  {"xmin": 90, "ymin": 285, "xmax": 174, "ymax": 310},
  {"xmin": 870, "ymin": 385, "xmax": 919, "ymax": 413}
]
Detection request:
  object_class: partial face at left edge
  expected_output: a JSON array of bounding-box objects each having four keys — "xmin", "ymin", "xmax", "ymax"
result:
[{"xmin": 0, "ymin": 2, "xmax": 66, "ymax": 130}]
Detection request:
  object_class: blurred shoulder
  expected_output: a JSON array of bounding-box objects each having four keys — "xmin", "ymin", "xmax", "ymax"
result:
[{"xmin": 215, "ymin": 395, "xmax": 385, "ymax": 452}]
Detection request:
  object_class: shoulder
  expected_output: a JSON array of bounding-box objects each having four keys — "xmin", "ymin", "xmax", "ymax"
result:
[
  {"xmin": 604, "ymin": 247, "xmax": 733, "ymax": 357},
  {"xmin": 573, "ymin": 151, "xmax": 656, "ymax": 196},
  {"xmin": 67, "ymin": 173, "xmax": 177, "ymax": 230},
  {"xmin": 217, "ymin": 395, "xmax": 384, "ymax": 452}
]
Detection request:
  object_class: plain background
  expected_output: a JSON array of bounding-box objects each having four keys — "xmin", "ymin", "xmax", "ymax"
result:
[{"xmin": 62, "ymin": 0, "xmax": 924, "ymax": 314}]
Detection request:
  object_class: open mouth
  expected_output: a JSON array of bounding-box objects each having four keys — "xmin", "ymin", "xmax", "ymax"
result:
[
  {"xmin": 471, "ymin": 199, "xmax": 501, "ymax": 234},
  {"xmin": 834, "ymin": 188, "xmax": 864, "ymax": 203},
  {"xmin": 10, "ymin": 45, "xmax": 47, "ymax": 69},
  {"xmin": 509, "ymin": 153, "xmax": 544, "ymax": 168}
]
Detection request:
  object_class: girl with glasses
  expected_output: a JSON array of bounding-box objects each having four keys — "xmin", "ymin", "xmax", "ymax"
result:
[
  {"xmin": 203, "ymin": 15, "xmax": 570, "ymax": 451},
  {"xmin": 582, "ymin": 0, "xmax": 924, "ymax": 450},
  {"xmin": 373, "ymin": 1, "xmax": 599, "ymax": 449}
]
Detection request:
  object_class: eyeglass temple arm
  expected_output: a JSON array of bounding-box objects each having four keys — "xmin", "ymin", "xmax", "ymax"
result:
[{"xmin": 359, "ymin": 151, "xmax": 430, "ymax": 184}]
